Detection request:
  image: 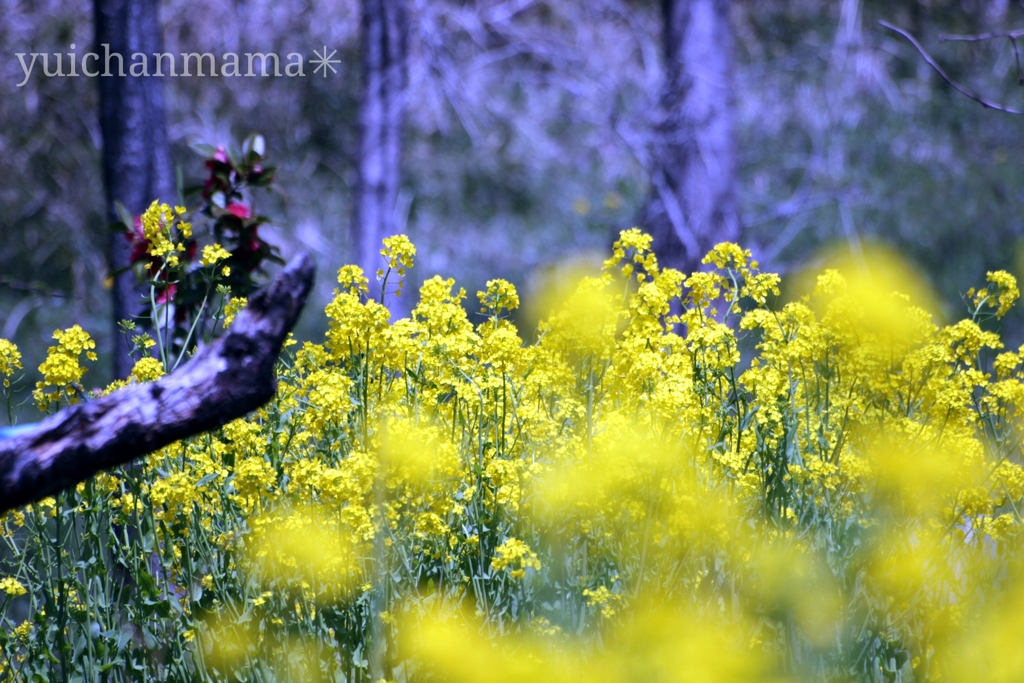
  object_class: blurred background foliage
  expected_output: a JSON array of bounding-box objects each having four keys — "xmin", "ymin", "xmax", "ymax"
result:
[{"xmin": 3, "ymin": 0, "xmax": 1024, "ymax": 396}]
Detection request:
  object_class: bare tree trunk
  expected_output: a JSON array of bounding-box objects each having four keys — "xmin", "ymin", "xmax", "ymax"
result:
[
  {"xmin": 94, "ymin": 0, "xmax": 176, "ymax": 379},
  {"xmin": 640, "ymin": 0, "xmax": 738, "ymax": 275},
  {"xmin": 354, "ymin": 0, "xmax": 407, "ymax": 304}
]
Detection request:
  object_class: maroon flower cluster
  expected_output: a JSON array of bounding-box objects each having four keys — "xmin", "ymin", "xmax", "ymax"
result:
[
  {"xmin": 120, "ymin": 133, "xmax": 281, "ymax": 335},
  {"xmin": 199, "ymin": 138, "xmax": 279, "ymax": 285}
]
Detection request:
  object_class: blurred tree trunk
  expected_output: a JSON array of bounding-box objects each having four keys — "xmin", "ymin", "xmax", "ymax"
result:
[
  {"xmin": 94, "ymin": 0, "xmax": 176, "ymax": 379},
  {"xmin": 640, "ymin": 0, "xmax": 738, "ymax": 275},
  {"xmin": 354, "ymin": 0, "xmax": 407, "ymax": 304}
]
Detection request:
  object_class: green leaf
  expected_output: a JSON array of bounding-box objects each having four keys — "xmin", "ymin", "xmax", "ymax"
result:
[
  {"xmin": 195, "ymin": 472, "xmax": 220, "ymax": 487},
  {"xmin": 113, "ymin": 201, "xmax": 135, "ymax": 230},
  {"xmin": 189, "ymin": 142, "xmax": 217, "ymax": 158}
]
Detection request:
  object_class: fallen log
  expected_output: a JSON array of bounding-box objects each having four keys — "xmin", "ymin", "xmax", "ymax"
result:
[{"xmin": 0, "ymin": 252, "xmax": 315, "ymax": 513}]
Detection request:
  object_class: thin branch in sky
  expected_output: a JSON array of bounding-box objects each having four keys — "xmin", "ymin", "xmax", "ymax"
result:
[
  {"xmin": 879, "ymin": 20, "xmax": 1024, "ymax": 115},
  {"xmin": 938, "ymin": 28, "xmax": 1024, "ymax": 42},
  {"xmin": 0, "ymin": 278, "xmax": 67, "ymax": 298},
  {"xmin": 939, "ymin": 28, "xmax": 1024, "ymax": 84}
]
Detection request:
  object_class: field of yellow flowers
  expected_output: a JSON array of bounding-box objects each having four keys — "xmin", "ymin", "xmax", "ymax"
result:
[{"xmin": 3, "ymin": 227, "xmax": 1024, "ymax": 682}]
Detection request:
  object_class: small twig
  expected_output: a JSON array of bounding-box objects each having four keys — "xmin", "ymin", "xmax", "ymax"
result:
[
  {"xmin": 1011, "ymin": 36, "xmax": 1024, "ymax": 85},
  {"xmin": 939, "ymin": 29, "xmax": 1024, "ymax": 42},
  {"xmin": 939, "ymin": 28, "xmax": 1024, "ymax": 85},
  {"xmin": 0, "ymin": 278, "xmax": 68, "ymax": 299},
  {"xmin": 880, "ymin": 20, "xmax": 1024, "ymax": 115}
]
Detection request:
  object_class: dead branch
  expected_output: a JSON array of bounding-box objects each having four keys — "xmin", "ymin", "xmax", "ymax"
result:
[
  {"xmin": 939, "ymin": 29, "xmax": 1024, "ymax": 84},
  {"xmin": 879, "ymin": 20, "xmax": 1024, "ymax": 115},
  {"xmin": 0, "ymin": 278, "xmax": 68, "ymax": 299},
  {"xmin": 939, "ymin": 29, "xmax": 1024, "ymax": 43},
  {"xmin": 0, "ymin": 252, "xmax": 315, "ymax": 514}
]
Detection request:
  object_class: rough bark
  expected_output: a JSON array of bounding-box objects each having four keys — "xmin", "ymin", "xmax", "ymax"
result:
[
  {"xmin": 94, "ymin": 0, "xmax": 177, "ymax": 379},
  {"xmin": 354, "ymin": 0, "xmax": 407, "ymax": 302},
  {"xmin": 640, "ymin": 0, "xmax": 739, "ymax": 275},
  {"xmin": 0, "ymin": 253, "xmax": 315, "ymax": 514}
]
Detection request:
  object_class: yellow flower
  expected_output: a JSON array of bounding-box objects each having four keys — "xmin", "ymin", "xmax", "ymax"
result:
[
  {"xmin": 379, "ymin": 234, "xmax": 416, "ymax": 296},
  {"xmin": 604, "ymin": 227, "xmax": 658, "ymax": 279},
  {"xmin": 380, "ymin": 234, "xmax": 416, "ymax": 277},
  {"xmin": 987, "ymin": 270, "xmax": 1019, "ymax": 318},
  {"xmin": 582, "ymin": 585, "xmax": 623, "ymax": 619},
  {"xmin": 0, "ymin": 577, "xmax": 26, "ymax": 597},
  {"xmin": 141, "ymin": 200, "xmax": 179, "ymax": 259},
  {"xmin": 742, "ymin": 272, "xmax": 781, "ymax": 306},
  {"xmin": 491, "ymin": 538, "xmax": 541, "ymax": 579},
  {"xmin": 201, "ymin": 243, "xmax": 232, "ymax": 267},
  {"xmin": 478, "ymin": 279, "xmax": 520, "ymax": 316},
  {"xmin": 11, "ymin": 225, "xmax": 1024, "ymax": 680},
  {"xmin": 33, "ymin": 325, "xmax": 97, "ymax": 409},
  {"xmin": 0, "ymin": 339, "xmax": 21, "ymax": 388},
  {"xmin": 223, "ymin": 297, "xmax": 247, "ymax": 328},
  {"xmin": 338, "ymin": 265, "xmax": 370, "ymax": 294},
  {"xmin": 131, "ymin": 333, "xmax": 156, "ymax": 350},
  {"xmin": 702, "ymin": 241, "xmax": 751, "ymax": 270},
  {"xmin": 252, "ymin": 591, "xmax": 274, "ymax": 607},
  {"xmin": 12, "ymin": 620, "xmax": 32, "ymax": 642},
  {"xmin": 130, "ymin": 357, "xmax": 165, "ymax": 383}
]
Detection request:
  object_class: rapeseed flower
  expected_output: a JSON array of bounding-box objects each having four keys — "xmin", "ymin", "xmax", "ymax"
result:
[
  {"xmin": 0, "ymin": 577, "xmax": 26, "ymax": 597},
  {"xmin": 0, "ymin": 339, "xmax": 20, "ymax": 388},
  {"xmin": 33, "ymin": 325, "xmax": 96, "ymax": 409},
  {"xmin": 201, "ymin": 242, "xmax": 231, "ymax": 267},
  {"xmin": 8, "ymin": 229, "xmax": 1024, "ymax": 682}
]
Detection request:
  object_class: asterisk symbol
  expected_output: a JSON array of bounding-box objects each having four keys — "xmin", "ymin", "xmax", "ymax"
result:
[{"xmin": 311, "ymin": 46, "xmax": 340, "ymax": 78}]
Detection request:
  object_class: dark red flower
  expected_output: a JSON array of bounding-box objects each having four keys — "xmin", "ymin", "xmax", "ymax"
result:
[
  {"xmin": 155, "ymin": 283, "xmax": 177, "ymax": 305},
  {"xmin": 226, "ymin": 202, "xmax": 251, "ymax": 220},
  {"xmin": 126, "ymin": 216, "xmax": 149, "ymax": 264},
  {"xmin": 248, "ymin": 226, "xmax": 262, "ymax": 252}
]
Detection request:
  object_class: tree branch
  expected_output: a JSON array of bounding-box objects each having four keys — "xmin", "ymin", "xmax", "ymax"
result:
[
  {"xmin": 939, "ymin": 28, "xmax": 1024, "ymax": 85},
  {"xmin": 0, "ymin": 252, "xmax": 316, "ymax": 513},
  {"xmin": 879, "ymin": 20, "xmax": 1024, "ymax": 115},
  {"xmin": 0, "ymin": 278, "xmax": 68, "ymax": 298},
  {"xmin": 939, "ymin": 29, "xmax": 1024, "ymax": 43}
]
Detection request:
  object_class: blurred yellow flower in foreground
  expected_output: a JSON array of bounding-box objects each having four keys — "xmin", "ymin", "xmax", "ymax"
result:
[{"xmin": 402, "ymin": 600, "xmax": 785, "ymax": 683}]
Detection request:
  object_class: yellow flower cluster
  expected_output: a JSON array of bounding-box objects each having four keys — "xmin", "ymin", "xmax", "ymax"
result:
[
  {"xmin": 582, "ymin": 585, "xmax": 622, "ymax": 619},
  {"xmin": 201, "ymin": 242, "xmax": 231, "ymax": 267},
  {"xmin": 380, "ymin": 234, "xmax": 416, "ymax": 277},
  {"xmin": 223, "ymin": 296, "xmax": 247, "ymax": 328},
  {"xmin": 478, "ymin": 278, "xmax": 520, "ymax": 318},
  {"xmin": 10, "ymin": 229, "xmax": 1024, "ymax": 682},
  {"xmin": 130, "ymin": 356, "xmax": 165, "ymax": 383},
  {"xmin": 603, "ymin": 227, "xmax": 658, "ymax": 280},
  {"xmin": 0, "ymin": 577, "xmax": 26, "ymax": 597},
  {"xmin": 32, "ymin": 325, "xmax": 96, "ymax": 409},
  {"xmin": 140, "ymin": 201, "xmax": 191, "ymax": 269},
  {"xmin": 0, "ymin": 339, "xmax": 21, "ymax": 389},
  {"xmin": 968, "ymin": 269, "xmax": 1020, "ymax": 319},
  {"xmin": 490, "ymin": 538, "xmax": 541, "ymax": 579},
  {"xmin": 379, "ymin": 233, "xmax": 417, "ymax": 297}
]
